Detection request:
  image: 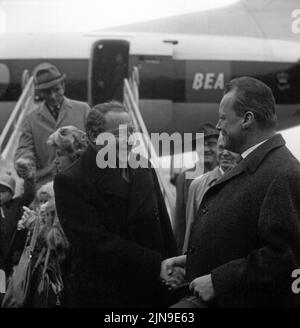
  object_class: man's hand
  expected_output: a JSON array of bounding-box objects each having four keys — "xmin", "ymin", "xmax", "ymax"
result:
[
  {"xmin": 15, "ymin": 158, "xmax": 35, "ymax": 179},
  {"xmin": 160, "ymin": 255, "xmax": 186, "ymax": 280},
  {"xmin": 160, "ymin": 255, "xmax": 187, "ymax": 289},
  {"xmin": 20, "ymin": 206, "xmax": 37, "ymax": 230},
  {"xmin": 164, "ymin": 266, "xmax": 186, "ymax": 290},
  {"xmin": 189, "ymin": 274, "xmax": 215, "ymax": 302}
]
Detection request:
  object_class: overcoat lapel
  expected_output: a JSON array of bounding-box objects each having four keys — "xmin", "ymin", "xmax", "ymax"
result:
[
  {"xmin": 212, "ymin": 160, "xmax": 246, "ymax": 188},
  {"xmin": 37, "ymin": 102, "xmax": 56, "ymax": 128},
  {"xmin": 210, "ymin": 134, "xmax": 285, "ymax": 190},
  {"xmin": 83, "ymin": 146, "xmax": 153, "ymax": 221},
  {"xmin": 56, "ymin": 97, "xmax": 69, "ymax": 128},
  {"xmin": 83, "ymin": 145, "xmax": 129, "ymax": 200},
  {"xmin": 127, "ymin": 166, "xmax": 150, "ymax": 221}
]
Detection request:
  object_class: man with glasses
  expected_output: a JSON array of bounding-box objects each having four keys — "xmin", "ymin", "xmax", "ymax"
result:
[{"xmin": 15, "ymin": 63, "xmax": 90, "ymax": 187}]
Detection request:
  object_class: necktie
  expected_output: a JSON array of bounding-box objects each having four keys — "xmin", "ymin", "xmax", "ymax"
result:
[{"xmin": 52, "ymin": 106, "xmax": 60, "ymax": 121}]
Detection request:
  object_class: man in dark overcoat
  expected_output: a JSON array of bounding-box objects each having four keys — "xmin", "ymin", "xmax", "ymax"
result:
[
  {"xmin": 164, "ymin": 77, "xmax": 300, "ymax": 307},
  {"xmin": 54, "ymin": 102, "xmax": 177, "ymax": 307}
]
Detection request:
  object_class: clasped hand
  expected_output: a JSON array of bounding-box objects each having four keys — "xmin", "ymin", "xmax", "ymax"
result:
[
  {"xmin": 160, "ymin": 255, "xmax": 187, "ymax": 290},
  {"xmin": 160, "ymin": 255, "xmax": 215, "ymax": 302}
]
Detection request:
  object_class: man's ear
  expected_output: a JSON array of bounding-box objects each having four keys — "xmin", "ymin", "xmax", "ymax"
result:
[
  {"xmin": 87, "ymin": 131, "xmax": 96, "ymax": 144},
  {"xmin": 241, "ymin": 111, "xmax": 255, "ymax": 129}
]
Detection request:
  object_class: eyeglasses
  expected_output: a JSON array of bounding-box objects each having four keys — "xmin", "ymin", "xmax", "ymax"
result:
[
  {"xmin": 110, "ymin": 125, "xmax": 135, "ymax": 138},
  {"xmin": 204, "ymin": 141, "xmax": 217, "ymax": 148}
]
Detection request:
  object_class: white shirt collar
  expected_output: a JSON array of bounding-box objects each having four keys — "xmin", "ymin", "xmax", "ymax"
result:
[
  {"xmin": 241, "ymin": 139, "xmax": 268, "ymax": 159},
  {"xmin": 219, "ymin": 166, "xmax": 225, "ymax": 175}
]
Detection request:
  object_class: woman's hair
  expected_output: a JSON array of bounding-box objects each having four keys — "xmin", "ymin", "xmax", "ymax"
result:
[
  {"xmin": 36, "ymin": 181, "xmax": 54, "ymax": 201},
  {"xmin": 46, "ymin": 221, "xmax": 70, "ymax": 261},
  {"xmin": 38, "ymin": 197, "xmax": 70, "ymax": 261},
  {"xmin": 47, "ymin": 125, "xmax": 88, "ymax": 161}
]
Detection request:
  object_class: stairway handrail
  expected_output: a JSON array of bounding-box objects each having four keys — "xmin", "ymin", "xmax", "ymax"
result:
[
  {"xmin": 123, "ymin": 74, "xmax": 175, "ymax": 226},
  {"xmin": 0, "ymin": 74, "xmax": 34, "ymax": 155}
]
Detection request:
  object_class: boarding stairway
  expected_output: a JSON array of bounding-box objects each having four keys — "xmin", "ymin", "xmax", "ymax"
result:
[
  {"xmin": 0, "ymin": 70, "xmax": 36, "ymax": 192},
  {"xmin": 124, "ymin": 67, "xmax": 176, "ymax": 227},
  {"xmin": 0, "ymin": 67, "xmax": 176, "ymax": 227}
]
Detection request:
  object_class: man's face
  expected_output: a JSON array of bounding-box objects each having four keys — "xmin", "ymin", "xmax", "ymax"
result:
[
  {"xmin": 216, "ymin": 136, "xmax": 241, "ymax": 172},
  {"xmin": 216, "ymin": 91, "xmax": 244, "ymax": 153},
  {"xmin": 203, "ymin": 136, "xmax": 218, "ymax": 167},
  {"xmin": 39, "ymin": 82, "xmax": 65, "ymax": 108}
]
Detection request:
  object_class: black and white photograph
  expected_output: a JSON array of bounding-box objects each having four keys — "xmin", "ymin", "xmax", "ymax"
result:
[{"xmin": 0, "ymin": 0, "xmax": 300, "ymax": 315}]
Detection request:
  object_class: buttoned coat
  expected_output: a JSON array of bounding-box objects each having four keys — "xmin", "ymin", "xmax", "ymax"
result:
[
  {"xmin": 54, "ymin": 145, "xmax": 177, "ymax": 308},
  {"xmin": 174, "ymin": 166, "xmax": 210, "ymax": 254},
  {"xmin": 182, "ymin": 166, "xmax": 223, "ymax": 254},
  {"xmin": 15, "ymin": 97, "xmax": 90, "ymax": 187},
  {"xmin": 186, "ymin": 134, "xmax": 300, "ymax": 307}
]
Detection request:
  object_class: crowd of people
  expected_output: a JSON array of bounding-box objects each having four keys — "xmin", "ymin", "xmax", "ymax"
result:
[{"xmin": 0, "ymin": 63, "xmax": 300, "ymax": 308}]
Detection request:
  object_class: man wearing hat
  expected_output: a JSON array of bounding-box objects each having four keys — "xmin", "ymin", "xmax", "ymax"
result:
[
  {"xmin": 174, "ymin": 123, "xmax": 219, "ymax": 254},
  {"xmin": 15, "ymin": 63, "xmax": 90, "ymax": 187}
]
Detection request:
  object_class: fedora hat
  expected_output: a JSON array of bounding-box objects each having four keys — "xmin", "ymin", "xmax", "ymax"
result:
[
  {"xmin": 34, "ymin": 63, "xmax": 66, "ymax": 90},
  {"xmin": 193, "ymin": 122, "xmax": 219, "ymax": 141}
]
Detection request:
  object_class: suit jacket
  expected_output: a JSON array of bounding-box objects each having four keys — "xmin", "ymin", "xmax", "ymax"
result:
[
  {"xmin": 15, "ymin": 97, "xmax": 90, "ymax": 187},
  {"xmin": 186, "ymin": 134, "xmax": 300, "ymax": 307},
  {"xmin": 54, "ymin": 145, "xmax": 177, "ymax": 308}
]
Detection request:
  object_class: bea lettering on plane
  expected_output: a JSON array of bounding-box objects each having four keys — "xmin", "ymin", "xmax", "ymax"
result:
[{"xmin": 192, "ymin": 73, "xmax": 224, "ymax": 90}]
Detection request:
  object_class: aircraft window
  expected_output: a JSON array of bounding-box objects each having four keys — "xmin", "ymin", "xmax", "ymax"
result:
[
  {"xmin": 138, "ymin": 56, "xmax": 161, "ymax": 64},
  {"xmin": 0, "ymin": 63, "xmax": 10, "ymax": 97},
  {"xmin": 231, "ymin": 61, "xmax": 300, "ymax": 104}
]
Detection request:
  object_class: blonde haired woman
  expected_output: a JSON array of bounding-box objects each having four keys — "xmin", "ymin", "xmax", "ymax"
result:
[{"xmin": 47, "ymin": 125, "xmax": 88, "ymax": 173}]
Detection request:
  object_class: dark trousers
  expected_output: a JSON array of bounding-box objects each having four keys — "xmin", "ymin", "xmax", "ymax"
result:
[{"xmin": 170, "ymin": 295, "xmax": 209, "ymax": 308}]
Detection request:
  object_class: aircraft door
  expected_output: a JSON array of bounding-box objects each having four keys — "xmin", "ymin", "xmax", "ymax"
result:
[
  {"xmin": 130, "ymin": 41, "xmax": 175, "ymax": 139},
  {"xmin": 89, "ymin": 40, "xmax": 129, "ymax": 106}
]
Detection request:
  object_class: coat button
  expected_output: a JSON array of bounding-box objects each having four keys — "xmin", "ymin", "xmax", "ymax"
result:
[
  {"xmin": 188, "ymin": 246, "xmax": 195, "ymax": 254},
  {"xmin": 200, "ymin": 205, "xmax": 208, "ymax": 215}
]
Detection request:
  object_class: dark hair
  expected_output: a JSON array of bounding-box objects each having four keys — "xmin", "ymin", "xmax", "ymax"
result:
[
  {"xmin": 224, "ymin": 76, "xmax": 277, "ymax": 129},
  {"xmin": 85, "ymin": 101, "xmax": 127, "ymax": 141}
]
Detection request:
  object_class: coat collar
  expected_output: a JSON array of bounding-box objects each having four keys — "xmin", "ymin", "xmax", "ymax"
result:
[
  {"xmin": 213, "ymin": 133, "xmax": 285, "ymax": 188},
  {"xmin": 82, "ymin": 144, "xmax": 129, "ymax": 199},
  {"xmin": 127, "ymin": 163, "xmax": 152, "ymax": 221},
  {"xmin": 242, "ymin": 133, "xmax": 285, "ymax": 173},
  {"xmin": 81, "ymin": 145, "xmax": 150, "ymax": 220},
  {"xmin": 37, "ymin": 96, "xmax": 71, "ymax": 127}
]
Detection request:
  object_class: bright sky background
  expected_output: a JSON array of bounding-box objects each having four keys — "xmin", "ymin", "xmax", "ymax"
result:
[{"xmin": 0, "ymin": 0, "xmax": 238, "ymax": 33}]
